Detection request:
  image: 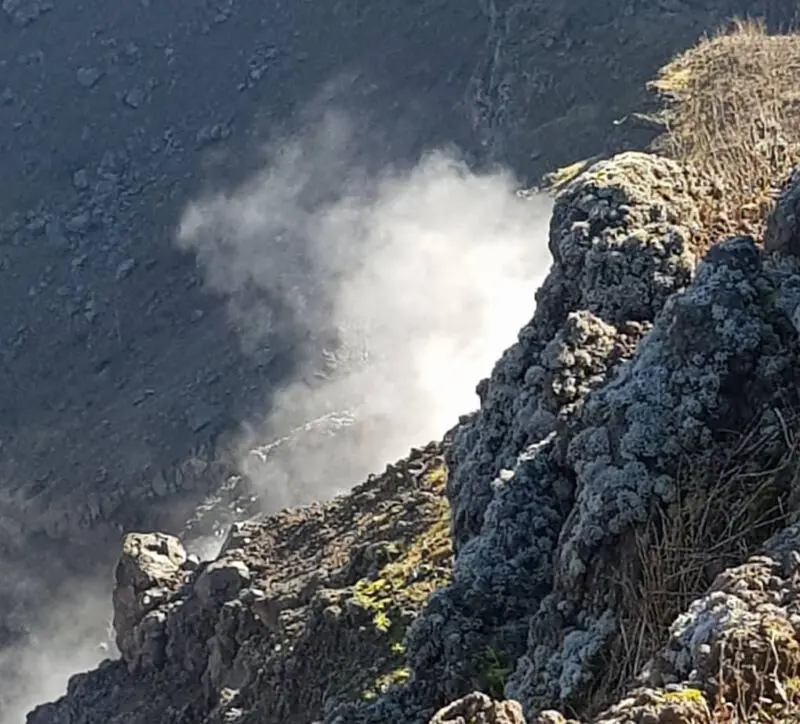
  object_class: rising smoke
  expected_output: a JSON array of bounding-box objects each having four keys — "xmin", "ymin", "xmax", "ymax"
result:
[
  {"xmin": 5, "ymin": 108, "xmax": 554, "ymax": 723},
  {"xmin": 178, "ymin": 109, "xmax": 554, "ymax": 509},
  {"xmin": 0, "ymin": 575, "xmax": 113, "ymax": 724}
]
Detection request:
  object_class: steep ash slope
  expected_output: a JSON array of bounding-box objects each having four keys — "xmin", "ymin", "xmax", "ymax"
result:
[
  {"xmin": 0, "ymin": 0, "xmax": 490, "ymax": 694},
  {"xmin": 0, "ymin": 0, "xmax": 487, "ymax": 551},
  {"xmin": 19, "ymin": 11, "xmax": 800, "ymax": 724}
]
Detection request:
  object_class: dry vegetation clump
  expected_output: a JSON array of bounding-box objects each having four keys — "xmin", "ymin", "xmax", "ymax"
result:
[
  {"xmin": 582, "ymin": 619, "xmax": 800, "ymax": 723},
  {"xmin": 705, "ymin": 614, "xmax": 800, "ymax": 722},
  {"xmin": 650, "ymin": 18, "xmax": 800, "ymax": 250},
  {"xmin": 586, "ymin": 406, "xmax": 800, "ymax": 717}
]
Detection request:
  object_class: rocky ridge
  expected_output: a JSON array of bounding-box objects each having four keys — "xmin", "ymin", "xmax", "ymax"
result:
[{"xmin": 29, "ymin": 142, "xmax": 800, "ymax": 723}]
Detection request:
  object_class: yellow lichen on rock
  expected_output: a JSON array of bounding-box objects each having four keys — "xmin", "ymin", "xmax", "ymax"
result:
[
  {"xmin": 362, "ymin": 668, "xmax": 412, "ymax": 702},
  {"xmin": 353, "ymin": 461, "xmax": 452, "ymax": 618},
  {"xmin": 348, "ymin": 458, "xmax": 453, "ymax": 702}
]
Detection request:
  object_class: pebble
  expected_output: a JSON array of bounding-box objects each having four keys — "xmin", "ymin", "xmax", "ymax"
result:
[
  {"xmin": 123, "ymin": 87, "xmax": 145, "ymax": 109},
  {"xmin": 76, "ymin": 67, "xmax": 104, "ymax": 89},
  {"xmin": 45, "ymin": 220, "xmax": 68, "ymax": 249},
  {"xmin": 72, "ymin": 168, "xmax": 90, "ymax": 190},
  {"xmin": 116, "ymin": 258, "xmax": 136, "ymax": 280},
  {"xmin": 65, "ymin": 212, "xmax": 90, "ymax": 233},
  {"xmin": 2, "ymin": 0, "xmax": 53, "ymax": 26},
  {"xmin": 196, "ymin": 123, "xmax": 231, "ymax": 148}
]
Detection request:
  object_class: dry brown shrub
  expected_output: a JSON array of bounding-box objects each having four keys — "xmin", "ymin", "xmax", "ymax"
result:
[
  {"xmin": 586, "ymin": 406, "xmax": 800, "ymax": 716},
  {"xmin": 650, "ymin": 18, "xmax": 800, "ymax": 250},
  {"xmin": 707, "ymin": 614, "xmax": 800, "ymax": 722}
]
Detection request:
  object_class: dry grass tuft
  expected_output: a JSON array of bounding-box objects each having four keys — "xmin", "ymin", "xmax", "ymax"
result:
[
  {"xmin": 650, "ymin": 18, "xmax": 800, "ymax": 250},
  {"xmin": 542, "ymin": 155, "xmax": 606, "ymax": 194},
  {"xmin": 707, "ymin": 614, "xmax": 800, "ymax": 721},
  {"xmin": 589, "ymin": 406, "xmax": 800, "ymax": 715}
]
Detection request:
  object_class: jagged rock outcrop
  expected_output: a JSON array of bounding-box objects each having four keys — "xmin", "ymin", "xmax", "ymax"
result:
[
  {"xmin": 112, "ymin": 532, "xmax": 188, "ymax": 673},
  {"xmin": 28, "ymin": 156, "xmax": 800, "ymax": 724},
  {"xmin": 341, "ymin": 158, "xmax": 800, "ymax": 722},
  {"xmin": 505, "ymin": 235, "xmax": 799, "ymax": 715},
  {"xmin": 447, "ymin": 151, "xmax": 702, "ymax": 552},
  {"xmin": 347, "ymin": 152, "xmax": 706, "ymax": 717}
]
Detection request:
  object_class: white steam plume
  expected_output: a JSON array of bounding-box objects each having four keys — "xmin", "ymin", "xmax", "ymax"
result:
[
  {"xmin": 4, "ymin": 107, "xmax": 554, "ymax": 724},
  {"xmin": 3, "ymin": 108, "xmax": 554, "ymax": 724},
  {"xmin": 0, "ymin": 576, "xmax": 114, "ymax": 724},
  {"xmin": 178, "ymin": 110, "xmax": 554, "ymax": 507}
]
